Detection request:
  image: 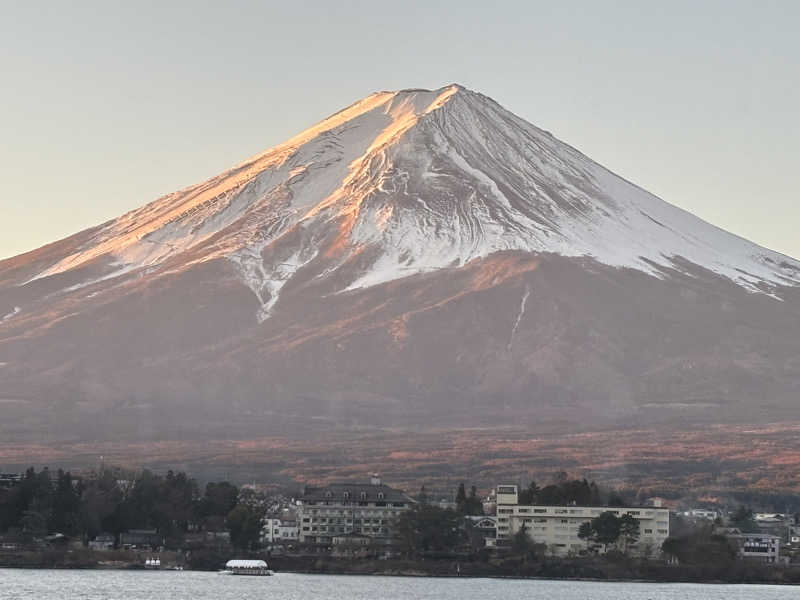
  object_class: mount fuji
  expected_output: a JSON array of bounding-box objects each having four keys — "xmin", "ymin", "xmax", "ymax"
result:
[{"xmin": 2, "ymin": 84, "xmax": 800, "ymax": 446}]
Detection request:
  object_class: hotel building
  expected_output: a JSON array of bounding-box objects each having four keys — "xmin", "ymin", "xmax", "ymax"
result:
[{"xmin": 496, "ymin": 484, "xmax": 670, "ymax": 556}]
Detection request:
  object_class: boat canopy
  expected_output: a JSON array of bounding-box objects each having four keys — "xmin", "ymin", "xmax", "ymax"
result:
[{"xmin": 225, "ymin": 559, "xmax": 268, "ymax": 568}]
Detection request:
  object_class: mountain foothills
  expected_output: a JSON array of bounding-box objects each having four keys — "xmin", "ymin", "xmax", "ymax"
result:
[{"xmin": 2, "ymin": 84, "xmax": 800, "ymax": 460}]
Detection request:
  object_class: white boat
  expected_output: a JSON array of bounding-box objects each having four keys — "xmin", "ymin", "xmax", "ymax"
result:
[
  {"xmin": 144, "ymin": 557, "xmax": 161, "ymax": 569},
  {"xmin": 220, "ymin": 559, "xmax": 274, "ymax": 576}
]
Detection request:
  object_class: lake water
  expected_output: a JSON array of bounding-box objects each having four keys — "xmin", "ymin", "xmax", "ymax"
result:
[{"xmin": 0, "ymin": 569, "xmax": 797, "ymax": 599}]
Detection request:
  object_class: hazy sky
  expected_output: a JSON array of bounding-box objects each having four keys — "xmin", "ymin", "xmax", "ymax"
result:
[{"xmin": 1, "ymin": 0, "xmax": 798, "ymax": 260}]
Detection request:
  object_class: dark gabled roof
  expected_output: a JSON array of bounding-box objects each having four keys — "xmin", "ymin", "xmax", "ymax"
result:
[{"xmin": 301, "ymin": 482, "xmax": 414, "ymax": 504}]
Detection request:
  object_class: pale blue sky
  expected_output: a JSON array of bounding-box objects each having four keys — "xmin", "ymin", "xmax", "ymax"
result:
[{"xmin": 1, "ymin": 0, "xmax": 798, "ymax": 260}]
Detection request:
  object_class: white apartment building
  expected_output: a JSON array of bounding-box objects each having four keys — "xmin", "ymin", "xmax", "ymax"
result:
[
  {"xmin": 297, "ymin": 476, "xmax": 415, "ymax": 548},
  {"xmin": 261, "ymin": 518, "xmax": 300, "ymax": 545},
  {"xmin": 496, "ymin": 484, "xmax": 670, "ymax": 557}
]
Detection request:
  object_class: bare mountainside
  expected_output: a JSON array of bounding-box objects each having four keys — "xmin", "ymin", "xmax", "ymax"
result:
[{"xmin": 1, "ymin": 84, "xmax": 800, "ymax": 449}]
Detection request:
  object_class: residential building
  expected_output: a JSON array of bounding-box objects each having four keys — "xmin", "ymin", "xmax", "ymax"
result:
[
  {"xmin": 755, "ymin": 513, "xmax": 795, "ymax": 540},
  {"xmin": 728, "ymin": 532, "xmax": 782, "ymax": 564},
  {"xmin": 495, "ymin": 484, "xmax": 670, "ymax": 557},
  {"xmin": 119, "ymin": 529, "xmax": 163, "ymax": 549},
  {"xmin": 683, "ymin": 508, "xmax": 721, "ymax": 521},
  {"xmin": 261, "ymin": 518, "xmax": 299, "ymax": 546},
  {"xmin": 88, "ymin": 533, "xmax": 115, "ymax": 550},
  {"xmin": 331, "ymin": 532, "xmax": 374, "ymax": 557},
  {"xmin": 0, "ymin": 473, "xmax": 21, "ymax": 488},
  {"xmin": 433, "ymin": 498, "xmax": 458, "ymax": 511},
  {"xmin": 297, "ymin": 475, "xmax": 414, "ymax": 551},
  {"xmin": 465, "ymin": 515, "xmax": 497, "ymax": 549}
]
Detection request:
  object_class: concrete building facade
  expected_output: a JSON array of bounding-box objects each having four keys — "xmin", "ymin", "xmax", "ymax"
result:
[
  {"xmin": 297, "ymin": 476, "xmax": 414, "ymax": 550},
  {"xmin": 261, "ymin": 518, "xmax": 299, "ymax": 546},
  {"xmin": 495, "ymin": 484, "xmax": 670, "ymax": 557},
  {"xmin": 729, "ymin": 533, "xmax": 782, "ymax": 564}
]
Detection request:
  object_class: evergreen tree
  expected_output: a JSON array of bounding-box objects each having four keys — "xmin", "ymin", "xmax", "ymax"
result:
[
  {"xmin": 455, "ymin": 483, "xmax": 467, "ymax": 513},
  {"xmin": 511, "ymin": 523, "xmax": 536, "ymax": 560},
  {"xmin": 730, "ymin": 506, "xmax": 759, "ymax": 533},
  {"xmin": 618, "ymin": 513, "xmax": 640, "ymax": 553},
  {"xmin": 50, "ymin": 470, "xmax": 81, "ymax": 535},
  {"xmin": 463, "ymin": 486, "xmax": 484, "ymax": 516},
  {"xmin": 518, "ymin": 481, "xmax": 539, "ymax": 504},
  {"xmin": 394, "ymin": 504, "xmax": 462, "ymax": 557},
  {"xmin": 226, "ymin": 504, "xmax": 264, "ymax": 551},
  {"xmin": 578, "ymin": 511, "xmax": 624, "ymax": 552}
]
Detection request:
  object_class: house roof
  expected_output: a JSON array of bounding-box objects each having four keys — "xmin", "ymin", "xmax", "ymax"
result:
[{"xmin": 301, "ymin": 482, "xmax": 413, "ymax": 504}]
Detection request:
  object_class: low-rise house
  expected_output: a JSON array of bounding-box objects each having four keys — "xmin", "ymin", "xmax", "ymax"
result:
[
  {"xmin": 88, "ymin": 533, "xmax": 115, "ymax": 550},
  {"xmin": 119, "ymin": 529, "xmax": 163, "ymax": 549},
  {"xmin": 683, "ymin": 508, "xmax": 720, "ymax": 521},
  {"xmin": 755, "ymin": 513, "xmax": 794, "ymax": 539},
  {"xmin": 433, "ymin": 498, "xmax": 458, "ymax": 511},
  {"xmin": 495, "ymin": 484, "xmax": 670, "ymax": 557},
  {"xmin": 788, "ymin": 525, "xmax": 800, "ymax": 546},
  {"xmin": 331, "ymin": 532, "xmax": 376, "ymax": 557},
  {"xmin": 465, "ymin": 515, "xmax": 497, "ymax": 549},
  {"xmin": 0, "ymin": 473, "xmax": 21, "ymax": 488}
]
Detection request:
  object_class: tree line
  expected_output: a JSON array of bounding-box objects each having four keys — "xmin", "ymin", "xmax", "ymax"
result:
[
  {"xmin": 517, "ymin": 476, "xmax": 628, "ymax": 507},
  {"xmin": 0, "ymin": 467, "xmax": 262, "ymax": 550}
]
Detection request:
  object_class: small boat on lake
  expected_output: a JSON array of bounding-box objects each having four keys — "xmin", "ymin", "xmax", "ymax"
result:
[{"xmin": 220, "ymin": 559, "xmax": 274, "ymax": 576}]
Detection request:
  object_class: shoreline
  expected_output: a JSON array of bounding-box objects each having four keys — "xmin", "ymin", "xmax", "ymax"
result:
[
  {"xmin": 3, "ymin": 553, "xmax": 800, "ymax": 586},
  {"xmin": 0, "ymin": 564, "xmax": 799, "ymax": 586}
]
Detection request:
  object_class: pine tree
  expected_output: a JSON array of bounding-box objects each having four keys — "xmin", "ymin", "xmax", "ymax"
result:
[{"xmin": 455, "ymin": 483, "xmax": 467, "ymax": 513}]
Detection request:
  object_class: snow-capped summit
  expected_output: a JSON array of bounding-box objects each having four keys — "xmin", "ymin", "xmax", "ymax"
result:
[
  {"xmin": 2, "ymin": 85, "xmax": 800, "ymax": 445},
  {"xmin": 21, "ymin": 84, "xmax": 800, "ymax": 321}
]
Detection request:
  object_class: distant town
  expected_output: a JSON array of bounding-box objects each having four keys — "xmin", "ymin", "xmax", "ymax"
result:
[{"xmin": 1, "ymin": 467, "xmax": 799, "ymax": 582}]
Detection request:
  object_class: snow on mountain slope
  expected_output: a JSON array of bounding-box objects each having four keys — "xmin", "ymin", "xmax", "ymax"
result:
[{"xmin": 20, "ymin": 84, "xmax": 800, "ymax": 320}]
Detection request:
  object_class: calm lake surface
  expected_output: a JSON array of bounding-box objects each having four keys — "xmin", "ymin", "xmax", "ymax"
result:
[{"xmin": 1, "ymin": 569, "xmax": 797, "ymax": 600}]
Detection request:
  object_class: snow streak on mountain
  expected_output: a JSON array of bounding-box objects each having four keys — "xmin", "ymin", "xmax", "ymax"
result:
[
  {"xmin": 19, "ymin": 84, "xmax": 800, "ymax": 322},
  {"xmin": 3, "ymin": 84, "xmax": 800, "ymax": 446}
]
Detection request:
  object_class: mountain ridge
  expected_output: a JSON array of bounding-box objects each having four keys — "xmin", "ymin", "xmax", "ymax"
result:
[
  {"xmin": 10, "ymin": 85, "xmax": 799, "ymax": 316},
  {"xmin": 1, "ymin": 84, "xmax": 799, "ymax": 448}
]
